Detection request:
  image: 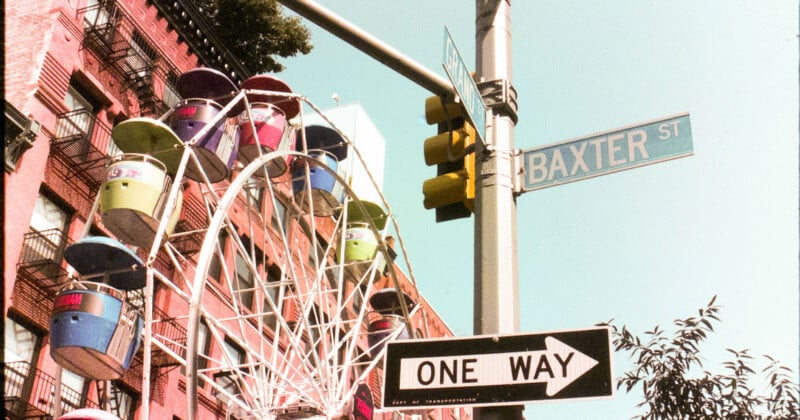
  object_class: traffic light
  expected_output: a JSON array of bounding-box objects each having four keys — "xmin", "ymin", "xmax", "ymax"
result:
[{"xmin": 422, "ymin": 96, "xmax": 477, "ymax": 223}]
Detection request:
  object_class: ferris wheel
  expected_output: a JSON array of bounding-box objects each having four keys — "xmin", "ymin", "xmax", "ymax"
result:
[{"xmin": 48, "ymin": 68, "xmax": 426, "ymax": 419}]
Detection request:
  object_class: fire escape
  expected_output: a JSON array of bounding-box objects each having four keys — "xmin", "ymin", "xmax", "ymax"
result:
[
  {"xmin": 79, "ymin": 0, "xmax": 181, "ymax": 118},
  {"xmin": 171, "ymin": 191, "xmax": 208, "ymax": 256},
  {"xmin": 11, "ymin": 229, "xmax": 72, "ymax": 332},
  {"xmin": 9, "ymin": 230, "xmax": 186, "ymax": 413},
  {"xmin": 3, "ymin": 361, "xmax": 100, "ymax": 420},
  {"xmin": 50, "ymin": 110, "xmax": 117, "ymax": 202}
]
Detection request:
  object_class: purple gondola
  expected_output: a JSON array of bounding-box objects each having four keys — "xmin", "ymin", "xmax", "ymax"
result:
[{"xmin": 170, "ymin": 67, "xmax": 240, "ymax": 182}]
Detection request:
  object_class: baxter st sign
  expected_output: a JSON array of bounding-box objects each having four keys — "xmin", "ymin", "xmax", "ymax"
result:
[
  {"xmin": 522, "ymin": 113, "xmax": 693, "ymax": 191},
  {"xmin": 382, "ymin": 327, "xmax": 613, "ymax": 409}
]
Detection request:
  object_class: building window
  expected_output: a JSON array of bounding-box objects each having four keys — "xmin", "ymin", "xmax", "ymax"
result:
[
  {"xmin": 63, "ymin": 84, "xmax": 97, "ymax": 136},
  {"xmin": 309, "ymin": 235, "xmax": 335, "ymax": 289},
  {"xmin": 124, "ymin": 31, "xmax": 155, "ymax": 81},
  {"xmin": 81, "ymin": 0, "xmax": 117, "ymax": 57},
  {"xmin": 197, "ymin": 320, "xmax": 211, "ymax": 371},
  {"xmin": 261, "ymin": 265, "xmax": 283, "ymax": 330},
  {"xmin": 208, "ymin": 230, "xmax": 228, "ymax": 283},
  {"xmin": 214, "ymin": 339, "xmax": 246, "ymax": 404},
  {"xmin": 30, "ymin": 193, "xmax": 69, "ymax": 233},
  {"xmin": 3, "ymin": 318, "xmax": 44, "ymax": 417},
  {"xmin": 241, "ymin": 179, "xmax": 264, "ymax": 211},
  {"xmin": 4, "ymin": 318, "xmax": 40, "ymax": 363},
  {"xmin": 83, "ymin": 0, "xmax": 113, "ymax": 29},
  {"xmin": 60, "ymin": 79, "xmax": 115, "ymax": 157},
  {"xmin": 109, "ymin": 382, "xmax": 137, "ymax": 420},
  {"xmin": 60, "ymin": 369, "xmax": 88, "ymax": 412},
  {"xmin": 22, "ymin": 193, "xmax": 71, "ymax": 271},
  {"xmin": 233, "ymin": 246, "xmax": 257, "ymax": 309},
  {"xmin": 304, "ymin": 306, "xmax": 326, "ymax": 368},
  {"xmin": 271, "ymin": 198, "xmax": 287, "ymax": 232},
  {"xmin": 162, "ymin": 72, "xmax": 182, "ymax": 109}
]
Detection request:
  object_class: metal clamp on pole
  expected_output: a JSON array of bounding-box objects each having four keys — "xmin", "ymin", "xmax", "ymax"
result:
[
  {"xmin": 477, "ymin": 78, "xmax": 519, "ymax": 125},
  {"xmin": 511, "ymin": 148, "xmax": 525, "ymax": 196}
]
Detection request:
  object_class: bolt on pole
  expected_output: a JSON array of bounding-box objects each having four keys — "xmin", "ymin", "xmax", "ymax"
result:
[{"xmin": 474, "ymin": 0, "xmax": 522, "ymax": 419}]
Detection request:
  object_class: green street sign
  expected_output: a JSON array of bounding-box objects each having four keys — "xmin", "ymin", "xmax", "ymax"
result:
[{"xmin": 442, "ymin": 26, "xmax": 486, "ymax": 142}]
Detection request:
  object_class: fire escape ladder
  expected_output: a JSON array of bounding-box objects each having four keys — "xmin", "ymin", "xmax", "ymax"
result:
[
  {"xmin": 79, "ymin": 0, "xmax": 181, "ymax": 117},
  {"xmin": 139, "ymin": 60, "xmax": 181, "ymax": 117}
]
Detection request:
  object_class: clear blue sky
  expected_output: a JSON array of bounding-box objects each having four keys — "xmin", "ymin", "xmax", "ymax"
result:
[{"xmin": 278, "ymin": 1, "xmax": 798, "ymax": 417}]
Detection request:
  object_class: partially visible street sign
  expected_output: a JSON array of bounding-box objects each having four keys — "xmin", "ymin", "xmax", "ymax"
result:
[
  {"xmin": 521, "ymin": 113, "xmax": 693, "ymax": 192},
  {"xmin": 382, "ymin": 327, "xmax": 613, "ymax": 409},
  {"xmin": 442, "ymin": 26, "xmax": 486, "ymax": 142}
]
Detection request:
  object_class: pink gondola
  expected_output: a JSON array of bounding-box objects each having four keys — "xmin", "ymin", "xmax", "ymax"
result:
[{"xmin": 237, "ymin": 75, "xmax": 300, "ymax": 177}]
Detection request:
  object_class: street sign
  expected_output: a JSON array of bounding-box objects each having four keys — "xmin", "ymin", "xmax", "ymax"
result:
[
  {"xmin": 521, "ymin": 113, "xmax": 693, "ymax": 192},
  {"xmin": 382, "ymin": 327, "xmax": 613, "ymax": 409},
  {"xmin": 442, "ymin": 26, "xmax": 486, "ymax": 142}
]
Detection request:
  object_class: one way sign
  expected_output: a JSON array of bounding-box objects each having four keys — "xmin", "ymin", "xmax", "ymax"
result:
[{"xmin": 382, "ymin": 327, "xmax": 613, "ymax": 409}]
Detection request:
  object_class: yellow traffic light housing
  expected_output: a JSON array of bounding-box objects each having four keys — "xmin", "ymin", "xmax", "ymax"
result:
[{"xmin": 422, "ymin": 96, "xmax": 477, "ymax": 222}]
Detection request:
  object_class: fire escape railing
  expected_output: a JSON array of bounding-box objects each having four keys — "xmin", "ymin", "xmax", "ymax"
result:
[
  {"xmin": 51, "ymin": 109, "xmax": 117, "ymax": 194},
  {"xmin": 151, "ymin": 305, "xmax": 188, "ymax": 367},
  {"xmin": 18, "ymin": 228, "xmax": 70, "ymax": 270},
  {"xmin": 3, "ymin": 361, "xmax": 99, "ymax": 420},
  {"xmin": 17, "ymin": 228, "xmax": 72, "ymax": 286}
]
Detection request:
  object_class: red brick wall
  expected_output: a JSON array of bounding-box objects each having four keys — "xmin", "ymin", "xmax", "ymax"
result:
[{"xmin": 4, "ymin": 0, "xmax": 57, "ymax": 108}]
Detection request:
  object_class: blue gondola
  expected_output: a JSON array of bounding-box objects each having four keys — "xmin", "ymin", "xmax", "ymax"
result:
[
  {"xmin": 292, "ymin": 125, "xmax": 348, "ymax": 216},
  {"xmin": 51, "ymin": 237, "xmax": 145, "ymax": 380},
  {"xmin": 50, "ymin": 281, "xmax": 143, "ymax": 380}
]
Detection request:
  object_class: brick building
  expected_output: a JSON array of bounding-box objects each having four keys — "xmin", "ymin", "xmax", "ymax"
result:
[{"xmin": 4, "ymin": 0, "xmax": 469, "ymax": 419}]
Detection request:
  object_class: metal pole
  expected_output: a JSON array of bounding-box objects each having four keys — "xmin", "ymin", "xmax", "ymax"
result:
[
  {"xmin": 277, "ymin": 0, "xmax": 453, "ymax": 97},
  {"xmin": 474, "ymin": 0, "xmax": 521, "ymax": 419}
]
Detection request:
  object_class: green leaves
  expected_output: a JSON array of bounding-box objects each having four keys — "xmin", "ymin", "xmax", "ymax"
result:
[
  {"xmin": 601, "ymin": 296, "xmax": 799, "ymax": 419},
  {"xmin": 199, "ymin": 0, "xmax": 313, "ymax": 73}
]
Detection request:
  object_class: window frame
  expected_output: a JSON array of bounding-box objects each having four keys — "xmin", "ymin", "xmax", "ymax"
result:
[{"xmin": 213, "ymin": 338, "xmax": 247, "ymax": 405}]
